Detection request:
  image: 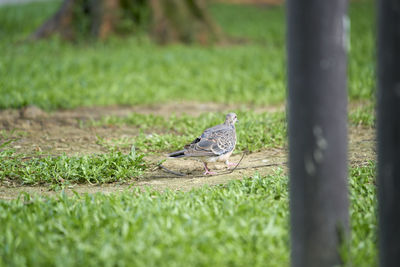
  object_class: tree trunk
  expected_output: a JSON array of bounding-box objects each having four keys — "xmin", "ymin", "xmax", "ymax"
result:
[
  {"xmin": 32, "ymin": 0, "xmax": 76, "ymax": 40},
  {"xmin": 31, "ymin": 0, "xmax": 223, "ymax": 44},
  {"xmin": 92, "ymin": 0, "xmax": 120, "ymax": 39},
  {"xmin": 150, "ymin": 0, "xmax": 222, "ymax": 44}
]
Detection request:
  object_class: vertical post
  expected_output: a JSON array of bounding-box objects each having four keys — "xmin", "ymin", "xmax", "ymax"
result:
[
  {"xmin": 287, "ymin": 0, "xmax": 349, "ymax": 267},
  {"xmin": 377, "ymin": 1, "xmax": 400, "ymax": 266}
]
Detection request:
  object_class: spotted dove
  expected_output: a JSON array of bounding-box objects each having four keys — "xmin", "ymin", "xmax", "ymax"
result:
[{"xmin": 168, "ymin": 113, "xmax": 238, "ymax": 175}]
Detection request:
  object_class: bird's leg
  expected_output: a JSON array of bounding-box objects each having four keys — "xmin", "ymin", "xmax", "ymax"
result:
[
  {"xmin": 225, "ymin": 160, "xmax": 238, "ymax": 169},
  {"xmin": 203, "ymin": 162, "xmax": 216, "ymax": 175}
]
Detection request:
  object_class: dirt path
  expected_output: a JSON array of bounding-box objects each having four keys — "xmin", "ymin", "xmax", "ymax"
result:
[
  {"xmin": 0, "ymin": 103, "xmax": 374, "ymax": 199},
  {"xmin": 0, "ymin": 103, "xmax": 283, "ymax": 155}
]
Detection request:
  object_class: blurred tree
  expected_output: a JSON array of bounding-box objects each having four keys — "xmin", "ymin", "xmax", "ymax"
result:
[{"xmin": 31, "ymin": 0, "xmax": 223, "ymax": 44}]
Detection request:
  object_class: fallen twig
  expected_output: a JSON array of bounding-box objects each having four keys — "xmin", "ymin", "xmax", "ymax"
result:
[
  {"xmin": 149, "ymin": 160, "xmax": 287, "ymax": 179},
  {"xmin": 157, "ymin": 163, "xmax": 185, "ymax": 177},
  {"xmin": 227, "ymin": 151, "xmax": 246, "ymax": 174}
]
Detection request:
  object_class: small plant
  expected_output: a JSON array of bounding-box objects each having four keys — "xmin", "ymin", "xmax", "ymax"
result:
[{"xmin": 0, "ymin": 149, "xmax": 146, "ymax": 185}]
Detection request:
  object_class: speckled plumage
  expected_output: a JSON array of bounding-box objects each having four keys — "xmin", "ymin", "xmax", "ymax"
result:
[{"xmin": 168, "ymin": 113, "xmax": 238, "ymax": 175}]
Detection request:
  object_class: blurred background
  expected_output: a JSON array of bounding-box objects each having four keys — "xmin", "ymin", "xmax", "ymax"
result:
[{"xmin": 0, "ymin": 0, "xmax": 374, "ymax": 110}]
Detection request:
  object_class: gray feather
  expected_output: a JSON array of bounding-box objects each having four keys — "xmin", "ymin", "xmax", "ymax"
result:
[{"xmin": 168, "ymin": 113, "xmax": 237, "ymax": 160}]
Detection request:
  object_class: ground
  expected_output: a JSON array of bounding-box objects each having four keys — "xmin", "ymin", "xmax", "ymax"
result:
[{"xmin": 0, "ymin": 103, "xmax": 375, "ymax": 199}]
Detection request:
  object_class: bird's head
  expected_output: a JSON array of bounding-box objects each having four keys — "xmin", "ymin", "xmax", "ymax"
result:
[{"xmin": 225, "ymin": 113, "xmax": 238, "ymax": 126}]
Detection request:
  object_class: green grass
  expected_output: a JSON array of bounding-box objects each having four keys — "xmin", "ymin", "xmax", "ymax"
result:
[
  {"xmin": 348, "ymin": 1, "xmax": 376, "ymax": 100},
  {"xmin": 349, "ymin": 103, "xmax": 375, "ymax": 127},
  {"xmin": 0, "ymin": 163, "xmax": 377, "ymax": 266},
  {"xmin": 0, "ymin": 0, "xmax": 375, "ymax": 110},
  {"xmin": 211, "ymin": 3, "xmax": 285, "ymax": 44},
  {"xmin": 0, "ymin": 149, "xmax": 146, "ymax": 186},
  {"xmin": 349, "ymin": 162, "xmax": 377, "ymax": 265}
]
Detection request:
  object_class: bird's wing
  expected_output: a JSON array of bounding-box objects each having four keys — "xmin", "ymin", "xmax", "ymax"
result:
[{"xmin": 184, "ymin": 125, "xmax": 236, "ymax": 157}]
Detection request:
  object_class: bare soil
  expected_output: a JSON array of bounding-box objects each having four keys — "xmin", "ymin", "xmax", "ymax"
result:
[{"xmin": 0, "ymin": 103, "xmax": 374, "ymax": 199}]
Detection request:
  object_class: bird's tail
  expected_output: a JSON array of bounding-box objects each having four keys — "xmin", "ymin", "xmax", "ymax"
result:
[{"xmin": 168, "ymin": 150, "xmax": 186, "ymax": 158}]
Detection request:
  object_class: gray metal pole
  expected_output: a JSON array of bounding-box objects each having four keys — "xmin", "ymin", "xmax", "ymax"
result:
[
  {"xmin": 377, "ymin": 0, "xmax": 400, "ymax": 266},
  {"xmin": 287, "ymin": 0, "xmax": 349, "ymax": 266}
]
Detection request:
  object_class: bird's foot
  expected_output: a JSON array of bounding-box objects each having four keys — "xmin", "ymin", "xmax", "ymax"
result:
[
  {"xmin": 226, "ymin": 161, "xmax": 238, "ymax": 169},
  {"xmin": 203, "ymin": 163, "xmax": 216, "ymax": 175},
  {"xmin": 203, "ymin": 170, "xmax": 216, "ymax": 175}
]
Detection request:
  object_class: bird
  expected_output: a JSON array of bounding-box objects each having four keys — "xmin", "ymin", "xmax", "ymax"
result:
[{"xmin": 168, "ymin": 113, "xmax": 238, "ymax": 175}]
